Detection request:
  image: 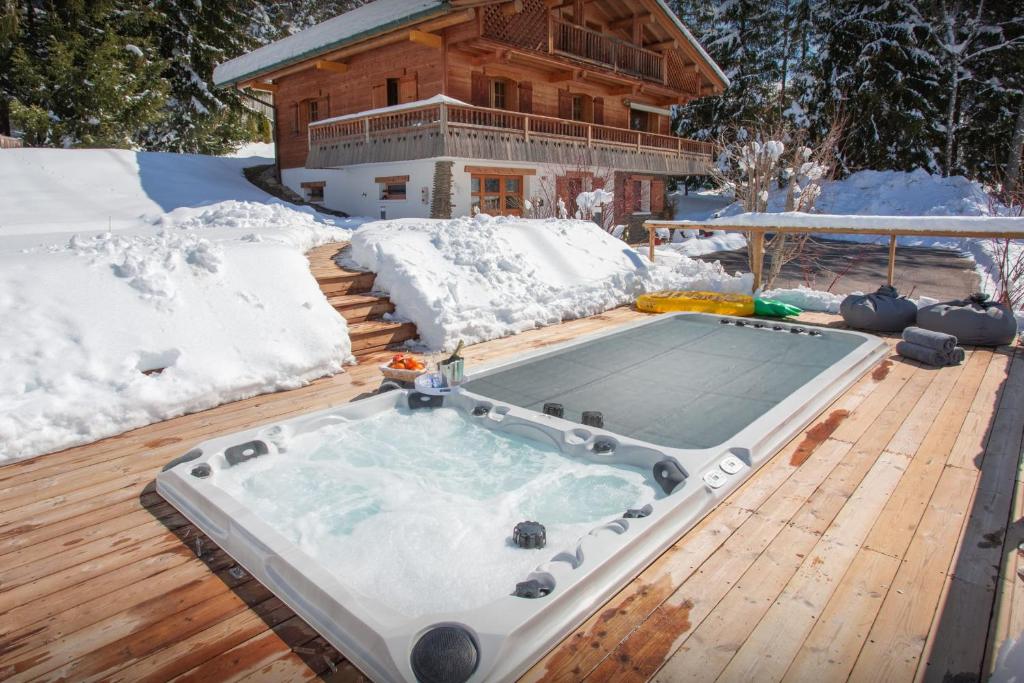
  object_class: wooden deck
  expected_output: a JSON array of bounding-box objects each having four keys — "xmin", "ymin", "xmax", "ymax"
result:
[{"xmin": 1, "ymin": 309, "xmax": 1021, "ymax": 682}]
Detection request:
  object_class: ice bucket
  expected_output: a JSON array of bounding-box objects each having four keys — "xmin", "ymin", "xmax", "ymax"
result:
[{"xmin": 438, "ymin": 358, "xmax": 464, "ymax": 387}]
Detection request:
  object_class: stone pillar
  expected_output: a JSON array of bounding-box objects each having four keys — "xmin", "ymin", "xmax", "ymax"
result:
[{"xmin": 430, "ymin": 161, "xmax": 454, "ymax": 219}]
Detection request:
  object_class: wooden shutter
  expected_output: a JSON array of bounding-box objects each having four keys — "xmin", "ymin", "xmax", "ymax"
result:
[
  {"xmin": 592, "ymin": 97, "xmax": 604, "ymax": 125},
  {"xmin": 558, "ymin": 89, "xmax": 572, "ymax": 119},
  {"xmin": 651, "ymin": 179, "xmax": 665, "ymax": 215},
  {"xmin": 471, "ymin": 72, "xmax": 488, "ymax": 107},
  {"xmin": 399, "ymin": 74, "xmax": 418, "ymax": 104},
  {"xmin": 518, "ymin": 81, "xmax": 533, "ymax": 114},
  {"xmin": 372, "ymin": 83, "xmax": 387, "ymax": 109}
]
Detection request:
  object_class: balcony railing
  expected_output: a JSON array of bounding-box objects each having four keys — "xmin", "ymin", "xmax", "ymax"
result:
[
  {"xmin": 552, "ymin": 19, "xmax": 664, "ymax": 82},
  {"xmin": 479, "ymin": 2, "xmax": 667, "ymax": 84},
  {"xmin": 308, "ymin": 101, "xmax": 714, "ymax": 161}
]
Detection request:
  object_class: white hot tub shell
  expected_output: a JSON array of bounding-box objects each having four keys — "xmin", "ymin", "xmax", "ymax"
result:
[{"xmin": 156, "ymin": 313, "xmax": 888, "ymax": 682}]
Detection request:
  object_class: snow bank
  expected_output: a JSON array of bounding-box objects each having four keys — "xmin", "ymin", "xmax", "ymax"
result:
[
  {"xmin": 351, "ymin": 215, "xmax": 750, "ymax": 350},
  {"xmin": 0, "ymin": 149, "xmax": 355, "ymax": 462},
  {"xmin": 0, "ymin": 148, "xmax": 281, "ymax": 241},
  {"xmin": 662, "ymin": 231, "xmax": 747, "ymax": 256},
  {"xmin": 227, "ymin": 141, "xmax": 275, "ymax": 159}
]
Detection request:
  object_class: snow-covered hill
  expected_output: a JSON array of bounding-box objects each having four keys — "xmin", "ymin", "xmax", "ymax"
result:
[{"xmin": 0, "ymin": 148, "xmax": 356, "ymax": 462}]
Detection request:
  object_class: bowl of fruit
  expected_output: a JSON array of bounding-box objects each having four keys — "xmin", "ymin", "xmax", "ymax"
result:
[{"xmin": 379, "ymin": 353, "xmax": 428, "ymax": 382}]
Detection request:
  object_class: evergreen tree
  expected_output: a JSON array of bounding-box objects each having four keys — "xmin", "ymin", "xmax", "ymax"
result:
[
  {"xmin": 670, "ymin": 0, "xmax": 791, "ymax": 140},
  {"xmin": 812, "ymin": 0, "xmax": 942, "ymax": 173},
  {"xmin": 143, "ymin": 0, "xmax": 267, "ymax": 154},
  {"xmin": 6, "ymin": 0, "xmax": 167, "ymax": 148}
]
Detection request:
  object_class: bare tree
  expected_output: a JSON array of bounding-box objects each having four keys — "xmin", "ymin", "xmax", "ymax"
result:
[{"xmin": 710, "ymin": 121, "xmax": 842, "ymax": 289}]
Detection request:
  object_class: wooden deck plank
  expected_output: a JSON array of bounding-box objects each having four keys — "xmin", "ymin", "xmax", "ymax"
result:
[
  {"xmin": 919, "ymin": 347, "xmax": 1024, "ymax": 681},
  {"xmin": 525, "ymin": 350, "xmax": 913, "ymax": 681},
  {"xmin": 0, "ymin": 309, "xmax": 1019, "ymax": 683},
  {"xmin": 780, "ymin": 348, "xmax": 998, "ymax": 682},
  {"xmin": 643, "ymin": 355, "xmax": 951, "ymax": 682},
  {"xmin": 573, "ymin": 353, "xmax": 938, "ymax": 682}
]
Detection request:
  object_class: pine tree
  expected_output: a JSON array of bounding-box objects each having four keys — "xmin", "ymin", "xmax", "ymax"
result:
[
  {"xmin": 7, "ymin": 0, "xmax": 167, "ymax": 148},
  {"xmin": 143, "ymin": 0, "xmax": 267, "ymax": 154},
  {"xmin": 812, "ymin": 0, "xmax": 942, "ymax": 173},
  {"xmin": 671, "ymin": 0, "xmax": 791, "ymax": 140}
]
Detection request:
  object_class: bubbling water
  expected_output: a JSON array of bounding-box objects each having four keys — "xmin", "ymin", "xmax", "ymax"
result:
[{"xmin": 216, "ymin": 407, "xmax": 657, "ymax": 617}]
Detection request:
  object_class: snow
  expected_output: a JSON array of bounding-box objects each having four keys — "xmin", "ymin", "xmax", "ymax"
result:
[
  {"xmin": 226, "ymin": 141, "xmax": 275, "ymax": 159},
  {"xmin": 310, "ymin": 95, "xmax": 467, "ymax": 128},
  {"xmin": 678, "ymin": 211, "xmax": 1024, "ymax": 234},
  {"xmin": 661, "ymin": 231, "xmax": 747, "ymax": 256},
  {"xmin": 0, "ymin": 149, "xmax": 356, "ymax": 462},
  {"xmin": 670, "ymin": 190, "xmax": 732, "ymax": 221},
  {"xmin": 350, "ymin": 215, "xmax": 751, "ymax": 350},
  {"xmin": 213, "ymin": 0, "xmax": 445, "ymax": 86}
]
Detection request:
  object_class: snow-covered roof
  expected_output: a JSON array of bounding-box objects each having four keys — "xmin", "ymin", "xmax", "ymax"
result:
[
  {"xmin": 214, "ymin": 0, "xmax": 728, "ymax": 93},
  {"xmin": 660, "ymin": 212, "xmax": 1024, "ymax": 237},
  {"xmin": 310, "ymin": 95, "xmax": 469, "ymax": 127},
  {"xmin": 213, "ymin": 0, "xmax": 447, "ymax": 86}
]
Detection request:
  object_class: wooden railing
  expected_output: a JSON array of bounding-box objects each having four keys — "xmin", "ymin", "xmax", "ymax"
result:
[
  {"xmin": 552, "ymin": 19, "xmax": 664, "ymax": 82},
  {"xmin": 479, "ymin": 2, "xmax": 666, "ymax": 85},
  {"xmin": 0, "ymin": 135, "xmax": 23, "ymax": 149},
  {"xmin": 309, "ymin": 102, "xmax": 714, "ymax": 160}
]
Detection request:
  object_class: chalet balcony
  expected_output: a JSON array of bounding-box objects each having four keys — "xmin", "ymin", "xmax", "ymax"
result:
[
  {"xmin": 306, "ymin": 101, "xmax": 715, "ymax": 176},
  {"xmin": 477, "ymin": 2, "xmax": 681, "ymax": 87}
]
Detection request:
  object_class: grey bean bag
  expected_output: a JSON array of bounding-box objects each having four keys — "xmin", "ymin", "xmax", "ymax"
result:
[
  {"xmin": 916, "ymin": 293, "xmax": 1018, "ymax": 347},
  {"xmin": 840, "ymin": 285, "xmax": 918, "ymax": 333}
]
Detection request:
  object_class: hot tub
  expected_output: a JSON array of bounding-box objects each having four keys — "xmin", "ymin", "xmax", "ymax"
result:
[{"xmin": 156, "ymin": 313, "xmax": 886, "ymax": 683}]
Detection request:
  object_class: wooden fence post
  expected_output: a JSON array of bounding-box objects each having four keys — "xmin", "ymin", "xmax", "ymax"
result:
[
  {"xmin": 648, "ymin": 223, "xmax": 655, "ymax": 262},
  {"xmin": 750, "ymin": 231, "xmax": 765, "ymax": 292},
  {"xmin": 887, "ymin": 233, "xmax": 897, "ymax": 286}
]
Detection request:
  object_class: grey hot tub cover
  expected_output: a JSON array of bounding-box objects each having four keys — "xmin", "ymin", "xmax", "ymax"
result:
[
  {"xmin": 840, "ymin": 285, "xmax": 918, "ymax": 333},
  {"xmin": 916, "ymin": 293, "xmax": 1018, "ymax": 347}
]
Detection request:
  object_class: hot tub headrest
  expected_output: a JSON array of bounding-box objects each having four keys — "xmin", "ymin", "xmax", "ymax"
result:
[{"xmin": 653, "ymin": 459, "xmax": 686, "ymax": 495}]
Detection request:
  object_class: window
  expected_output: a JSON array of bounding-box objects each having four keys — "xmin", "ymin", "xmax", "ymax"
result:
[
  {"xmin": 571, "ymin": 94, "xmax": 593, "ymax": 122},
  {"xmin": 386, "ymin": 78, "xmax": 400, "ymax": 107},
  {"xmin": 295, "ymin": 98, "xmax": 322, "ymax": 133},
  {"xmin": 492, "ymin": 80, "xmax": 507, "ymax": 110},
  {"xmin": 631, "ymin": 179, "xmax": 651, "ymax": 214},
  {"xmin": 630, "ymin": 109, "xmax": 649, "ymax": 132},
  {"xmin": 301, "ymin": 181, "xmax": 325, "ymax": 202},
  {"xmin": 376, "ymin": 175, "xmax": 409, "ymax": 200},
  {"xmin": 471, "ymin": 173, "xmax": 524, "ymax": 216}
]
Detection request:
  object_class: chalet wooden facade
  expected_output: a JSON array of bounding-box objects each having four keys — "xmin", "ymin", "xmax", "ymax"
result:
[{"xmin": 213, "ymin": 0, "xmax": 727, "ymax": 234}]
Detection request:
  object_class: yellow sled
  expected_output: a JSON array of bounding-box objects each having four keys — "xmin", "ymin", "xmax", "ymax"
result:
[{"xmin": 635, "ymin": 290, "xmax": 755, "ymax": 316}]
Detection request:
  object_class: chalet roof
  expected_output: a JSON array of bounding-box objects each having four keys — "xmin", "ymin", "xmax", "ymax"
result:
[
  {"xmin": 213, "ymin": 0, "xmax": 447, "ymax": 86},
  {"xmin": 213, "ymin": 0, "xmax": 729, "ymax": 90}
]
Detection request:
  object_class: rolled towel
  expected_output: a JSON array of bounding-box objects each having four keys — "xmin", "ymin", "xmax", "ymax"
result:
[
  {"xmin": 902, "ymin": 326, "xmax": 957, "ymax": 354},
  {"xmin": 896, "ymin": 341, "xmax": 965, "ymax": 367}
]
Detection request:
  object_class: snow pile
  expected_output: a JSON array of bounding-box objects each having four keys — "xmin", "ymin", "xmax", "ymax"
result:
[
  {"xmin": 0, "ymin": 149, "xmax": 354, "ymax": 462},
  {"xmin": 662, "ymin": 231, "xmax": 747, "ymax": 256},
  {"xmin": 351, "ymin": 215, "xmax": 750, "ymax": 350},
  {"xmin": 763, "ymin": 286, "xmax": 846, "ymax": 313}
]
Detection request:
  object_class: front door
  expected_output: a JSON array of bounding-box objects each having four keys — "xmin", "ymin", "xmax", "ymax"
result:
[{"xmin": 471, "ymin": 174, "xmax": 524, "ymax": 216}]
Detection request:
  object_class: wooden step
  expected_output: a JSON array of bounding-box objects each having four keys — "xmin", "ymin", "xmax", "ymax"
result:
[
  {"xmin": 317, "ymin": 271, "xmax": 376, "ymax": 296},
  {"xmin": 348, "ymin": 320, "xmax": 418, "ymax": 355},
  {"xmin": 328, "ymin": 293, "xmax": 395, "ymax": 323}
]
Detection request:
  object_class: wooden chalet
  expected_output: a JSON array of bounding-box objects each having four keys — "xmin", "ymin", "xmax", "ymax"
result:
[{"xmin": 213, "ymin": 0, "xmax": 728, "ymax": 234}]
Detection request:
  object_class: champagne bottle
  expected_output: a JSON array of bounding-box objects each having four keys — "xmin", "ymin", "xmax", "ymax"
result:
[{"xmin": 446, "ymin": 340, "xmax": 465, "ymax": 364}]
